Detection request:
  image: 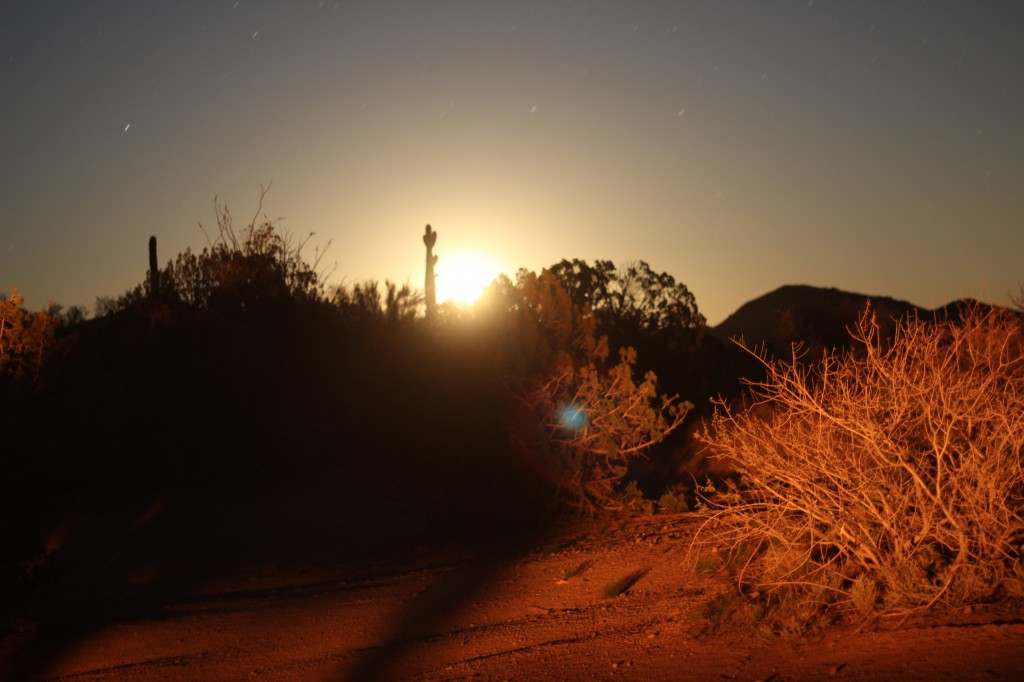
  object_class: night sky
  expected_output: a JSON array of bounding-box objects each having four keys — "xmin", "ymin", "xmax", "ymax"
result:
[{"xmin": 2, "ymin": 0, "xmax": 1022, "ymax": 324}]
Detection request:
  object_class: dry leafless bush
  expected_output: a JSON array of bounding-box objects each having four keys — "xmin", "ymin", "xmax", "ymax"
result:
[{"xmin": 692, "ymin": 303, "xmax": 1024, "ymax": 626}]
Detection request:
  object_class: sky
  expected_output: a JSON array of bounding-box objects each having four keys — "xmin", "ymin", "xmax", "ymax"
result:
[{"xmin": 2, "ymin": 0, "xmax": 1022, "ymax": 325}]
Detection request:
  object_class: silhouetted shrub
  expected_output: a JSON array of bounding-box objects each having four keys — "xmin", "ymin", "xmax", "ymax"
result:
[
  {"xmin": 105, "ymin": 187, "xmax": 331, "ymax": 315},
  {"xmin": 331, "ymin": 279, "xmax": 422, "ymax": 328}
]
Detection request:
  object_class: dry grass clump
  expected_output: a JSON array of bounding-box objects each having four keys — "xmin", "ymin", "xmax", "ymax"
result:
[{"xmin": 692, "ymin": 303, "xmax": 1024, "ymax": 629}]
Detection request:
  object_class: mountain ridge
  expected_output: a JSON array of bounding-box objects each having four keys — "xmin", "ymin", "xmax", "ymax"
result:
[{"xmin": 709, "ymin": 283, "xmax": 1002, "ymax": 357}]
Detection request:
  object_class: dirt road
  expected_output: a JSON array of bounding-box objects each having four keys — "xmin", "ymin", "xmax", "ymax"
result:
[{"xmin": 5, "ymin": 513, "xmax": 1024, "ymax": 681}]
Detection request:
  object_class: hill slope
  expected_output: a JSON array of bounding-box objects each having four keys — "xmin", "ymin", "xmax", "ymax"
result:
[{"xmin": 709, "ymin": 284, "xmax": 923, "ymax": 356}]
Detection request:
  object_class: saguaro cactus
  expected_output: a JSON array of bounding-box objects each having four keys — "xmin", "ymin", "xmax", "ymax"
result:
[
  {"xmin": 423, "ymin": 224, "xmax": 438, "ymax": 316},
  {"xmin": 148, "ymin": 235, "xmax": 160, "ymax": 298}
]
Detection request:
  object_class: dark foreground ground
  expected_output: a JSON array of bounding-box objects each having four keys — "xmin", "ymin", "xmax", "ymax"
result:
[{"xmin": 3, "ymin": 489, "xmax": 1024, "ymax": 682}]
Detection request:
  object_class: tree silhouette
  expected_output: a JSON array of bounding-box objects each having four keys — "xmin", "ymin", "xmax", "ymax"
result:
[
  {"xmin": 547, "ymin": 258, "xmax": 705, "ymax": 340},
  {"xmin": 543, "ymin": 258, "xmax": 707, "ymax": 399},
  {"xmin": 477, "ymin": 267, "xmax": 690, "ymax": 510}
]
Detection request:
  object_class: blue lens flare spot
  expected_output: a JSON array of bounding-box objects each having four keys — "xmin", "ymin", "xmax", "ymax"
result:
[{"xmin": 558, "ymin": 404, "xmax": 588, "ymax": 432}]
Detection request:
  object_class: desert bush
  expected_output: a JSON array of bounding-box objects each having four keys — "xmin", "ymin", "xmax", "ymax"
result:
[
  {"xmin": 0, "ymin": 288, "xmax": 55, "ymax": 381},
  {"xmin": 167, "ymin": 190, "xmax": 330, "ymax": 310},
  {"xmin": 332, "ymin": 279, "xmax": 422, "ymax": 328},
  {"xmin": 518, "ymin": 346, "xmax": 691, "ymax": 512},
  {"xmin": 103, "ymin": 185, "xmax": 332, "ymax": 315},
  {"xmin": 481, "ymin": 268, "xmax": 693, "ymax": 512},
  {"xmin": 477, "ymin": 268, "xmax": 604, "ymax": 378},
  {"xmin": 692, "ymin": 303, "xmax": 1024, "ymax": 625}
]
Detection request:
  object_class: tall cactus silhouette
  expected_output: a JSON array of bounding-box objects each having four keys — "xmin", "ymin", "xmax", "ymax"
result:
[
  {"xmin": 423, "ymin": 224, "xmax": 438, "ymax": 316},
  {"xmin": 148, "ymin": 235, "xmax": 159, "ymax": 298}
]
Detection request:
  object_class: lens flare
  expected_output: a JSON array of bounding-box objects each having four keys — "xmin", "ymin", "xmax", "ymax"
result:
[{"xmin": 558, "ymin": 403, "xmax": 588, "ymax": 432}]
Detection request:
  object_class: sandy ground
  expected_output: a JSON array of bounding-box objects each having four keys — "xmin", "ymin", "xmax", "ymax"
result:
[{"xmin": 4, "ymin": 511, "xmax": 1024, "ymax": 681}]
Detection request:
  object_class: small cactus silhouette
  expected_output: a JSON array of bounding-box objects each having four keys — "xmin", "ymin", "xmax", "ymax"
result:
[
  {"xmin": 423, "ymin": 224, "xmax": 438, "ymax": 316},
  {"xmin": 148, "ymin": 235, "xmax": 159, "ymax": 298}
]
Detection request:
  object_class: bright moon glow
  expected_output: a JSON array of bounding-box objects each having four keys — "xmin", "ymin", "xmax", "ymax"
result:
[{"xmin": 435, "ymin": 251, "xmax": 501, "ymax": 304}]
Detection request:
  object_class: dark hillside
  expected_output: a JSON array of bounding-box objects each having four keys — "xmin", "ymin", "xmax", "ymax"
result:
[
  {"xmin": 710, "ymin": 284, "xmax": 923, "ymax": 357},
  {"xmin": 930, "ymin": 297, "xmax": 1010, "ymax": 324}
]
